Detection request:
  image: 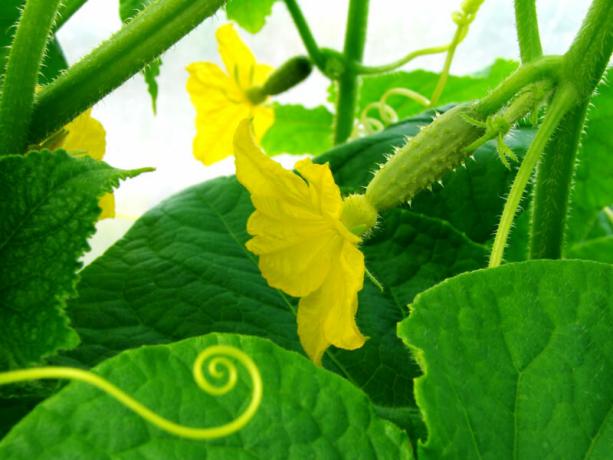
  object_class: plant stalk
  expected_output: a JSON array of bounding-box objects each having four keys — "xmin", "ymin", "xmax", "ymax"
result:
[
  {"xmin": 54, "ymin": 0, "xmax": 89, "ymax": 32},
  {"xmin": 29, "ymin": 0, "xmax": 225, "ymax": 145},
  {"xmin": 283, "ymin": 0, "xmax": 325, "ymax": 71},
  {"xmin": 0, "ymin": 0, "xmax": 62, "ymax": 154},
  {"xmin": 514, "ymin": 0, "xmax": 543, "ymax": 63},
  {"xmin": 334, "ymin": 0, "xmax": 370, "ymax": 144}
]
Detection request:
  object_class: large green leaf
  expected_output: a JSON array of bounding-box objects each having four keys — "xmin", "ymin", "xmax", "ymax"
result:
[
  {"xmin": 319, "ymin": 108, "xmax": 534, "ymax": 243},
  {"xmin": 333, "ymin": 59, "xmax": 517, "ymax": 123},
  {"xmin": 119, "ymin": 0, "xmax": 161, "ymax": 112},
  {"xmin": 61, "ymin": 174, "xmax": 487, "ymax": 414},
  {"xmin": 1, "ymin": 0, "xmax": 68, "ymax": 84},
  {"xmin": 0, "ymin": 150, "xmax": 147, "ymax": 370},
  {"xmin": 0, "ymin": 333, "xmax": 413, "ymax": 458},
  {"xmin": 566, "ymin": 68, "xmax": 613, "ymax": 246},
  {"xmin": 226, "ymin": 0, "xmax": 276, "ymax": 34},
  {"xmin": 398, "ymin": 260, "xmax": 613, "ymax": 459},
  {"xmin": 262, "ymin": 104, "xmax": 334, "ymax": 155},
  {"xmin": 567, "ymin": 236, "xmax": 613, "ymax": 264}
]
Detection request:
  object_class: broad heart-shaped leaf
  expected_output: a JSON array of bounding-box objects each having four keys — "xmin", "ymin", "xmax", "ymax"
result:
[
  {"xmin": 1, "ymin": 0, "xmax": 68, "ymax": 84},
  {"xmin": 330, "ymin": 59, "xmax": 517, "ymax": 123},
  {"xmin": 119, "ymin": 0, "xmax": 161, "ymax": 112},
  {"xmin": 262, "ymin": 104, "xmax": 334, "ymax": 155},
  {"xmin": 226, "ymin": 0, "xmax": 277, "ymax": 33},
  {"xmin": 398, "ymin": 260, "xmax": 613, "ymax": 460},
  {"xmin": 0, "ymin": 150, "xmax": 147, "ymax": 370},
  {"xmin": 319, "ymin": 108, "xmax": 534, "ymax": 243},
  {"xmin": 566, "ymin": 68, "xmax": 613, "ymax": 246},
  {"xmin": 0, "ymin": 334, "xmax": 413, "ymax": 459},
  {"xmin": 61, "ymin": 174, "xmax": 487, "ymax": 414}
]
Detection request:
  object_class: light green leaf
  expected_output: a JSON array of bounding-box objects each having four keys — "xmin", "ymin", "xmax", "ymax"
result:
[
  {"xmin": 262, "ymin": 104, "xmax": 333, "ymax": 155},
  {"xmin": 119, "ymin": 0, "xmax": 162, "ymax": 112},
  {"xmin": 0, "ymin": 150, "xmax": 148, "ymax": 370},
  {"xmin": 398, "ymin": 260, "xmax": 613, "ymax": 459},
  {"xmin": 226, "ymin": 0, "xmax": 276, "ymax": 34},
  {"xmin": 334, "ymin": 59, "xmax": 517, "ymax": 122},
  {"xmin": 0, "ymin": 334, "xmax": 413, "ymax": 459},
  {"xmin": 566, "ymin": 68, "xmax": 613, "ymax": 245},
  {"xmin": 567, "ymin": 236, "xmax": 613, "ymax": 264}
]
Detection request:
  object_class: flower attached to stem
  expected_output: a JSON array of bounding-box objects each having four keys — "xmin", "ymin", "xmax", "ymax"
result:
[
  {"xmin": 186, "ymin": 24, "xmax": 274, "ymax": 166},
  {"xmin": 234, "ymin": 120, "xmax": 378, "ymax": 364}
]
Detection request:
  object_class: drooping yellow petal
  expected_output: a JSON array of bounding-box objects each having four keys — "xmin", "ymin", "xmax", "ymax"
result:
[
  {"xmin": 297, "ymin": 240, "xmax": 367, "ymax": 365},
  {"xmin": 235, "ymin": 120, "xmax": 358, "ymax": 298},
  {"xmin": 217, "ymin": 23, "xmax": 258, "ymax": 90},
  {"xmin": 251, "ymin": 104, "xmax": 274, "ymax": 143},
  {"xmin": 61, "ymin": 109, "xmax": 106, "ymax": 160}
]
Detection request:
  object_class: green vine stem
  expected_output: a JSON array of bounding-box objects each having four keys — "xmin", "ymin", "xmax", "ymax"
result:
[
  {"xmin": 529, "ymin": 0, "xmax": 613, "ymax": 260},
  {"xmin": 352, "ymin": 44, "xmax": 450, "ymax": 75},
  {"xmin": 283, "ymin": 0, "xmax": 325, "ymax": 71},
  {"xmin": 489, "ymin": 86, "xmax": 575, "ymax": 267},
  {"xmin": 0, "ymin": 0, "xmax": 62, "ymax": 154},
  {"xmin": 28, "ymin": 0, "xmax": 225, "ymax": 146},
  {"xmin": 514, "ymin": 0, "xmax": 543, "ymax": 63},
  {"xmin": 335, "ymin": 0, "xmax": 370, "ymax": 144},
  {"xmin": 54, "ymin": 0, "xmax": 89, "ymax": 32}
]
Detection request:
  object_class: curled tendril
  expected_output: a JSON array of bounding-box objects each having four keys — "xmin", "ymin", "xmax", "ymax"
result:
[
  {"xmin": 0, "ymin": 344, "xmax": 263, "ymax": 440},
  {"xmin": 358, "ymin": 87, "xmax": 431, "ymax": 135}
]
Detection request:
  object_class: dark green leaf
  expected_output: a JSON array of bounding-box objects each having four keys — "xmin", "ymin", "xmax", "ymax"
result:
[
  {"xmin": 226, "ymin": 0, "xmax": 276, "ymax": 34},
  {"xmin": 567, "ymin": 236, "xmax": 613, "ymax": 264},
  {"xmin": 0, "ymin": 150, "xmax": 147, "ymax": 370},
  {"xmin": 1, "ymin": 334, "xmax": 413, "ymax": 459},
  {"xmin": 119, "ymin": 0, "xmax": 161, "ymax": 112},
  {"xmin": 398, "ymin": 260, "xmax": 613, "ymax": 459},
  {"xmin": 262, "ymin": 104, "xmax": 333, "ymax": 155}
]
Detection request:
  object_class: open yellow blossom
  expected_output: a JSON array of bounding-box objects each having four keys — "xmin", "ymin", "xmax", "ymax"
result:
[
  {"xmin": 234, "ymin": 119, "xmax": 369, "ymax": 365},
  {"xmin": 50, "ymin": 109, "xmax": 114, "ymax": 219},
  {"xmin": 187, "ymin": 24, "xmax": 274, "ymax": 166}
]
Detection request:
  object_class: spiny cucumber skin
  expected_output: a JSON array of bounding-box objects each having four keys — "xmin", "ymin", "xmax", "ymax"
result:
[{"xmin": 365, "ymin": 104, "xmax": 484, "ymax": 211}]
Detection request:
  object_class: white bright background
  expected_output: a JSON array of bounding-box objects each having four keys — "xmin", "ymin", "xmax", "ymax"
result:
[{"xmin": 55, "ymin": 0, "xmax": 590, "ymax": 264}]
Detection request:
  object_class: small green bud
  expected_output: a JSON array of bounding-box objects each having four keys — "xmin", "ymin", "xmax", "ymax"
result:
[{"xmin": 262, "ymin": 56, "xmax": 312, "ymax": 96}]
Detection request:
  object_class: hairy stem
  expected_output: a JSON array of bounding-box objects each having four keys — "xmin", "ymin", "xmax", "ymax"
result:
[
  {"xmin": 54, "ymin": 0, "xmax": 88, "ymax": 31},
  {"xmin": 283, "ymin": 0, "xmax": 325, "ymax": 71},
  {"xmin": 29, "ymin": 0, "xmax": 225, "ymax": 145},
  {"xmin": 528, "ymin": 0, "xmax": 613, "ymax": 259},
  {"xmin": 514, "ymin": 0, "xmax": 543, "ymax": 63},
  {"xmin": 489, "ymin": 86, "xmax": 574, "ymax": 267},
  {"xmin": 0, "ymin": 0, "xmax": 61, "ymax": 154},
  {"xmin": 335, "ymin": 0, "xmax": 370, "ymax": 144}
]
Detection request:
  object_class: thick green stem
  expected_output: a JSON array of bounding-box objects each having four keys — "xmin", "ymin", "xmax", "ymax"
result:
[
  {"xmin": 283, "ymin": 0, "xmax": 325, "ymax": 71},
  {"xmin": 0, "ymin": 0, "xmax": 61, "ymax": 154},
  {"xmin": 489, "ymin": 86, "xmax": 575, "ymax": 267},
  {"xmin": 528, "ymin": 0, "xmax": 613, "ymax": 259},
  {"xmin": 334, "ymin": 0, "xmax": 370, "ymax": 144},
  {"xmin": 54, "ymin": 0, "xmax": 88, "ymax": 31},
  {"xmin": 529, "ymin": 102, "xmax": 588, "ymax": 259},
  {"xmin": 514, "ymin": 0, "xmax": 543, "ymax": 63},
  {"xmin": 28, "ymin": 0, "xmax": 225, "ymax": 145},
  {"xmin": 475, "ymin": 55, "xmax": 561, "ymax": 116}
]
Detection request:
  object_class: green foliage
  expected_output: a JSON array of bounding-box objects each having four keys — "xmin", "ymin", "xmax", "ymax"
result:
[
  {"xmin": 0, "ymin": 0, "xmax": 68, "ymax": 85},
  {"xmin": 398, "ymin": 260, "xmax": 613, "ymax": 459},
  {"xmin": 262, "ymin": 104, "xmax": 333, "ymax": 155},
  {"xmin": 0, "ymin": 150, "xmax": 147, "ymax": 370},
  {"xmin": 340, "ymin": 59, "xmax": 518, "ymax": 122},
  {"xmin": 226, "ymin": 0, "xmax": 277, "ymax": 33},
  {"xmin": 0, "ymin": 334, "xmax": 413, "ymax": 459},
  {"xmin": 119, "ymin": 0, "xmax": 161, "ymax": 112}
]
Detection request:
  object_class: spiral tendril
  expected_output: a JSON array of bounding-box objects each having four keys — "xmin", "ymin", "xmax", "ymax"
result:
[{"xmin": 0, "ymin": 344, "xmax": 262, "ymax": 440}]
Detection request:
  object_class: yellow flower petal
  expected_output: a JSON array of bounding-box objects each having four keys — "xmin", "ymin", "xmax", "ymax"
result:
[
  {"xmin": 252, "ymin": 104, "xmax": 274, "ymax": 143},
  {"xmin": 61, "ymin": 109, "xmax": 106, "ymax": 161},
  {"xmin": 98, "ymin": 193, "xmax": 115, "ymax": 220},
  {"xmin": 297, "ymin": 241, "xmax": 366, "ymax": 365},
  {"xmin": 217, "ymin": 23, "xmax": 258, "ymax": 90}
]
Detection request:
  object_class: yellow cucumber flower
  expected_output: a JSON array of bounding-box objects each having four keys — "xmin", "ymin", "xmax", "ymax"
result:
[
  {"xmin": 51, "ymin": 109, "xmax": 114, "ymax": 219},
  {"xmin": 234, "ymin": 119, "xmax": 378, "ymax": 365},
  {"xmin": 186, "ymin": 23, "xmax": 274, "ymax": 166}
]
